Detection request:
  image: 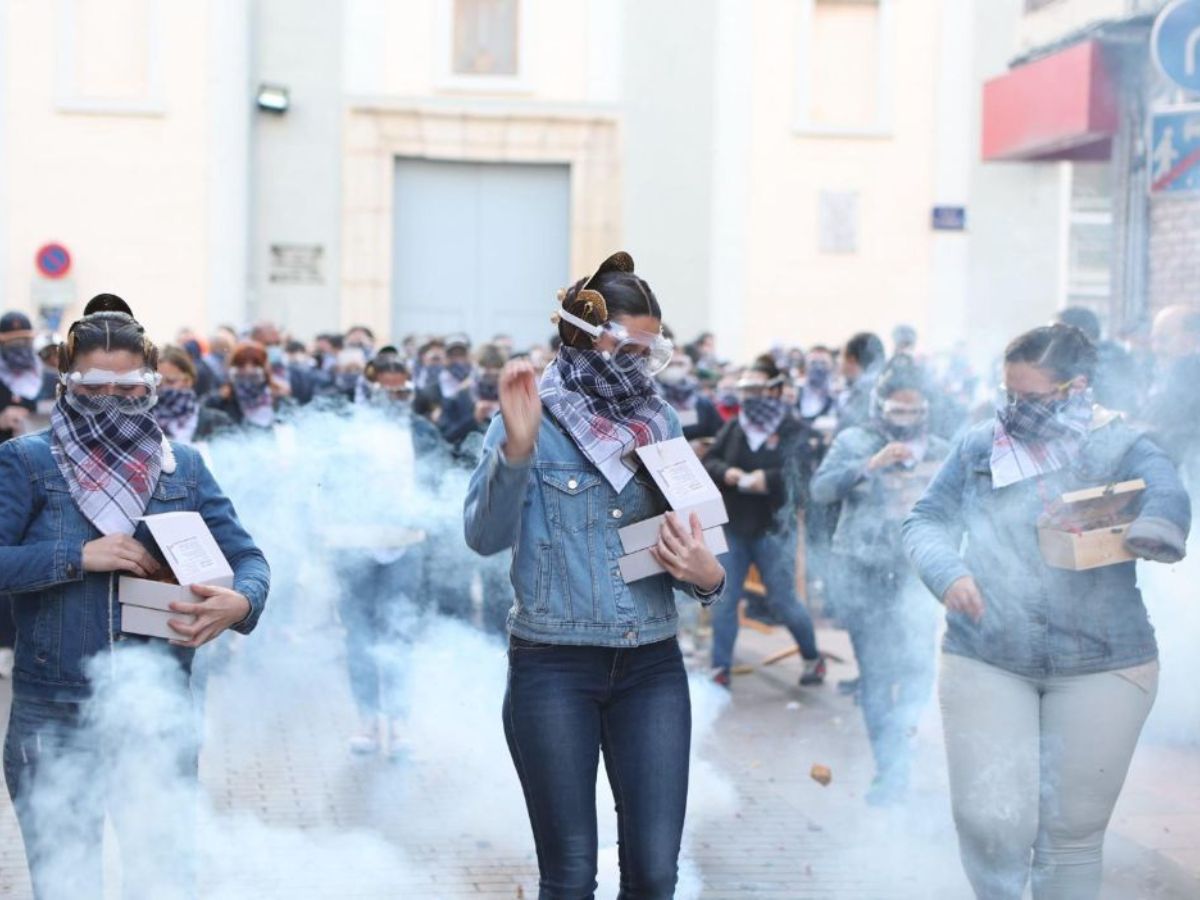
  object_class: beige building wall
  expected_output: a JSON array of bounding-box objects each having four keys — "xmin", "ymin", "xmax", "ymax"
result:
[
  {"xmin": 340, "ymin": 0, "xmax": 624, "ymax": 340},
  {"xmin": 727, "ymin": 0, "xmax": 942, "ymax": 358},
  {"xmin": 1, "ymin": 0, "xmax": 247, "ymax": 343}
]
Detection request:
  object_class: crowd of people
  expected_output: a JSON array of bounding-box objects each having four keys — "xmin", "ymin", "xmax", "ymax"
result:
[{"xmin": 0, "ymin": 265, "xmax": 1198, "ymax": 897}]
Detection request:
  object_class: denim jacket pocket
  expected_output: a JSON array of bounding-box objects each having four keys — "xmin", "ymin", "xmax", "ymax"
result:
[
  {"xmin": 540, "ymin": 469, "xmax": 603, "ymax": 535},
  {"xmin": 152, "ymin": 479, "xmax": 189, "ymax": 505}
]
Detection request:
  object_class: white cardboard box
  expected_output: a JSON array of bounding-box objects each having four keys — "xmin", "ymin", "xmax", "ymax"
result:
[
  {"xmin": 618, "ymin": 526, "xmax": 729, "ymax": 583},
  {"xmin": 118, "ymin": 512, "xmax": 234, "ymax": 640},
  {"xmin": 617, "ymin": 497, "xmax": 729, "ymax": 555},
  {"xmin": 635, "ymin": 437, "xmax": 723, "ymax": 509},
  {"xmin": 612, "ymin": 438, "xmax": 729, "ymax": 584}
]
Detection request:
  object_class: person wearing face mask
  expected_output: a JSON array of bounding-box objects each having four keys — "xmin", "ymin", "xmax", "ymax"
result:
[
  {"xmin": 249, "ymin": 321, "xmax": 317, "ymax": 405},
  {"xmin": 344, "ymin": 324, "xmax": 375, "ymax": 358},
  {"xmin": 703, "ymin": 356, "xmax": 825, "ymax": 689},
  {"xmin": 903, "ymin": 324, "xmax": 1190, "ymax": 899},
  {"xmin": 0, "ymin": 294, "xmax": 269, "ymax": 898},
  {"xmin": 465, "ymin": 252, "xmax": 725, "ymax": 897},
  {"xmin": 713, "ymin": 369, "xmax": 741, "ymax": 421},
  {"xmin": 317, "ymin": 346, "xmax": 369, "ymax": 405},
  {"xmin": 656, "ymin": 345, "xmax": 723, "ymax": 442},
  {"xmin": 437, "ymin": 336, "xmax": 482, "ymax": 446},
  {"xmin": 413, "ymin": 339, "xmax": 447, "ymax": 398},
  {"xmin": 0, "ymin": 311, "xmax": 42, "ymax": 444},
  {"xmin": 837, "ymin": 331, "xmax": 886, "ymax": 433},
  {"xmin": 795, "ymin": 345, "xmax": 838, "ymax": 427},
  {"xmin": 207, "ymin": 342, "xmax": 293, "ymax": 430},
  {"xmin": 810, "ymin": 359, "xmax": 949, "ymax": 804},
  {"xmin": 154, "ymin": 346, "xmax": 233, "ymax": 445}
]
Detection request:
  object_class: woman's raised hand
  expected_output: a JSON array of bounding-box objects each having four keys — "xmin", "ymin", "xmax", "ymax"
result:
[{"xmin": 499, "ymin": 358, "xmax": 543, "ymax": 462}]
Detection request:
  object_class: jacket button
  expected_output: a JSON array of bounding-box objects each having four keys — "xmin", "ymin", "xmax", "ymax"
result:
[
  {"xmin": 612, "ymin": 509, "xmax": 623, "ymax": 519},
  {"xmin": 568, "ymin": 479, "xmax": 578, "ymax": 490}
]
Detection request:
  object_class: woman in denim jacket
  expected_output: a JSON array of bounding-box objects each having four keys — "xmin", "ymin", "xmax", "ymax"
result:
[
  {"xmin": 903, "ymin": 325, "xmax": 1189, "ymax": 899},
  {"xmin": 810, "ymin": 357, "xmax": 948, "ymax": 805},
  {"xmin": 464, "ymin": 253, "xmax": 725, "ymax": 899},
  {"xmin": 0, "ymin": 296, "xmax": 270, "ymax": 898}
]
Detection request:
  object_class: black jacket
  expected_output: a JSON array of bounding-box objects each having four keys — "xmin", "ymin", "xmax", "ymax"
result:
[
  {"xmin": 0, "ymin": 380, "xmax": 37, "ymax": 445},
  {"xmin": 703, "ymin": 415, "xmax": 823, "ymax": 538}
]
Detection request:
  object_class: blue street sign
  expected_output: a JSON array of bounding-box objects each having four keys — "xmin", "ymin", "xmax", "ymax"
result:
[
  {"xmin": 1150, "ymin": 106, "xmax": 1200, "ymax": 193},
  {"xmin": 931, "ymin": 206, "xmax": 966, "ymax": 231},
  {"xmin": 1152, "ymin": 0, "xmax": 1200, "ymax": 93}
]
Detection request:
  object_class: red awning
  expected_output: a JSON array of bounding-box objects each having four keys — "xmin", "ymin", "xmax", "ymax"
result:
[{"xmin": 982, "ymin": 40, "xmax": 1119, "ymax": 162}]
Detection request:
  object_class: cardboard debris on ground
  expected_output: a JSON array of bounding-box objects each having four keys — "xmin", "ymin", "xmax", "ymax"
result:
[{"xmin": 810, "ymin": 764, "xmax": 832, "ymax": 787}]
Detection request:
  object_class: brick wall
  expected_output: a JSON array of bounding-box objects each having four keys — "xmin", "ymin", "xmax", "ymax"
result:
[{"xmin": 1148, "ymin": 193, "xmax": 1200, "ymax": 314}]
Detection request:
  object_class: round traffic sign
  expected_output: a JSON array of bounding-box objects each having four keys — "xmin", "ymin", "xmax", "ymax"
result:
[
  {"xmin": 35, "ymin": 243, "xmax": 71, "ymax": 279},
  {"xmin": 1153, "ymin": 0, "xmax": 1200, "ymax": 93}
]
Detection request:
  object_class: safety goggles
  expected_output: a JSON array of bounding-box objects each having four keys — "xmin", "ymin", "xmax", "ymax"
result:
[
  {"xmin": 555, "ymin": 304, "xmax": 674, "ymax": 376},
  {"xmin": 735, "ymin": 375, "xmax": 786, "ymax": 396},
  {"xmin": 880, "ymin": 398, "xmax": 929, "ymax": 424},
  {"xmin": 60, "ymin": 368, "xmax": 161, "ymax": 415},
  {"xmin": 998, "ymin": 380, "xmax": 1073, "ymax": 408}
]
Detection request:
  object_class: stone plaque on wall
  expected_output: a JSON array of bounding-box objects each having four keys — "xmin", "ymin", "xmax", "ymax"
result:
[{"xmin": 269, "ymin": 243, "xmax": 324, "ymax": 285}]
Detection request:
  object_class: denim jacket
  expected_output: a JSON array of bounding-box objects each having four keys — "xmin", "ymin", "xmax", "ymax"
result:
[
  {"xmin": 902, "ymin": 417, "xmax": 1190, "ymax": 678},
  {"xmin": 463, "ymin": 405, "xmax": 725, "ymax": 647},
  {"xmin": 810, "ymin": 424, "xmax": 950, "ymax": 573},
  {"xmin": 0, "ymin": 430, "xmax": 270, "ymax": 701}
]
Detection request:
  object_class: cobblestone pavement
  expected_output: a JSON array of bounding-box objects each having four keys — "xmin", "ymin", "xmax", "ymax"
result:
[{"xmin": 1, "ymin": 621, "xmax": 1198, "ymax": 898}]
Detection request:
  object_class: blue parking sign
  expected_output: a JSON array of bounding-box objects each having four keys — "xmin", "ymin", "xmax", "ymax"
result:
[
  {"xmin": 1150, "ymin": 107, "xmax": 1200, "ymax": 194},
  {"xmin": 1152, "ymin": 0, "xmax": 1200, "ymax": 93}
]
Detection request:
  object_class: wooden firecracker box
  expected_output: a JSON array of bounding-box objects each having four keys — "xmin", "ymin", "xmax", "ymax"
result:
[{"xmin": 1037, "ymin": 479, "xmax": 1146, "ymax": 571}]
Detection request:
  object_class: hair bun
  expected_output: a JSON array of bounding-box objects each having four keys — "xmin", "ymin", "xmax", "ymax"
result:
[
  {"xmin": 583, "ymin": 252, "xmax": 635, "ymax": 289},
  {"xmin": 83, "ymin": 293, "xmax": 133, "ymax": 317}
]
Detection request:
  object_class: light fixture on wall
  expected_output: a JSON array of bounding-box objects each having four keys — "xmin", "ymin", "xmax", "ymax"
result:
[{"xmin": 256, "ymin": 83, "xmax": 290, "ymax": 114}]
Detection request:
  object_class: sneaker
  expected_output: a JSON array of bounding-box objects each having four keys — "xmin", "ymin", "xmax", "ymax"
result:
[
  {"xmin": 799, "ymin": 656, "xmax": 826, "ymax": 686},
  {"xmin": 711, "ymin": 667, "xmax": 731, "ymax": 690},
  {"xmin": 348, "ymin": 733, "xmax": 380, "ymax": 755}
]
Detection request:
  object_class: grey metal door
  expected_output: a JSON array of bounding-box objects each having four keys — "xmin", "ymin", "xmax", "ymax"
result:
[{"xmin": 391, "ymin": 158, "xmax": 571, "ymax": 348}]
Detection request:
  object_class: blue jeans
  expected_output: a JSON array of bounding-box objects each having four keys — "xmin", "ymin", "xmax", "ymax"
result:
[
  {"xmin": 711, "ymin": 529, "xmax": 819, "ymax": 673},
  {"xmin": 337, "ymin": 552, "xmax": 424, "ymax": 720},
  {"xmin": 3, "ymin": 692, "xmax": 198, "ymax": 899},
  {"xmin": 503, "ymin": 636, "xmax": 691, "ymax": 900},
  {"xmin": 838, "ymin": 562, "xmax": 936, "ymax": 787}
]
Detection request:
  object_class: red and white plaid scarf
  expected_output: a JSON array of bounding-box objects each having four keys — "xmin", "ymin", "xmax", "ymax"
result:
[
  {"xmin": 539, "ymin": 347, "xmax": 671, "ymax": 491},
  {"xmin": 50, "ymin": 397, "xmax": 163, "ymax": 535}
]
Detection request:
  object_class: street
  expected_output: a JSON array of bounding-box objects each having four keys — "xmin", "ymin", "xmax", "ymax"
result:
[{"xmin": 1, "ymin": 618, "xmax": 1196, "ymax": 899}]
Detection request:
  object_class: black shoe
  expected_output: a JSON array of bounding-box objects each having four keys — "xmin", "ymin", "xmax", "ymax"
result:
[{"xmin": 799, "ymin": 656, "xmax": 827, "ymax": 686}]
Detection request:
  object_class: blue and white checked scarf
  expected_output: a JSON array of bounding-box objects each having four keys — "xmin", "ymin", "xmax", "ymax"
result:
[
  {"xmin": 50, "ymin": 397, "xmax": 163, "ymax": 536},
  {"xmin": 739, "ymin": 396, "xmax": 788, "ymax": 452},
  {"xmin": 153, "ymin": 388, "xmax": 199, "ymax": 443},
  {"xmin": 539, "ymin": 347, "xmax": 672, "ymax": 492},
  {"xmin": 0, "ymin": 343, "xmax": 42, "ymax": 401},
  {"xmin": 990, "ymin": 394, "xmax": 1094, "ymax": 489}
]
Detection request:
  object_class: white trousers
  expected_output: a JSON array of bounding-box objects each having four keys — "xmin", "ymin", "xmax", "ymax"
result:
[{"xmin": 939, "ymin": 652, "xmax": 1158, "ymax": 900}]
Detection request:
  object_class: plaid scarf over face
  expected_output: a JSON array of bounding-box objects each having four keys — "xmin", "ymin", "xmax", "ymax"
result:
[
  {"xmin": 739, "ymin": 396, "xmax": 788, "ymax": 452},
  {"xmin": 50, "ymin": 397, "xmax": 163, "ymax": 536},
  {"xmin": 0, "ymin": 344, "xmax": 42, "ymax": 401},
  {"xmin": 658, "ymin": 377, "xmax": 699, "ymax": 411},
  {"xmin": 539, "ymin": 347, "xmax": 672, "ymax": 492},
  {"xmin": 990, "ymin": 393, "xmax": 1094, "ymax": 489},
  {"xmin": 153, "ymin": 388, "xmax": 199, "ymax": 441}
]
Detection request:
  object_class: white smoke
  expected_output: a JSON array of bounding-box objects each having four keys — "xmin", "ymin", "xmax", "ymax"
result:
[{"xmin": 8, "ymin": 403, "xmax": 737, "ymax": 898}]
